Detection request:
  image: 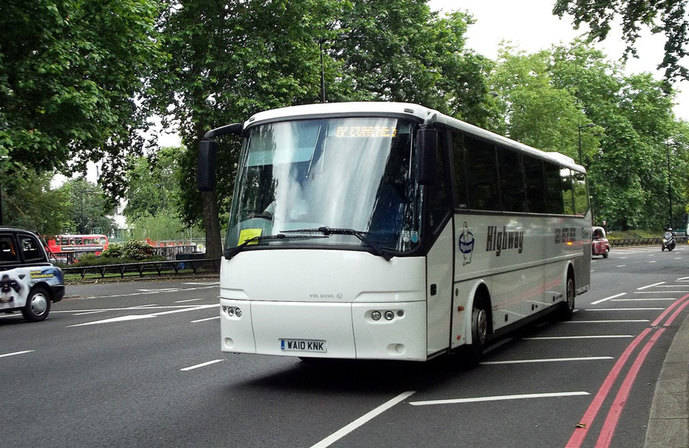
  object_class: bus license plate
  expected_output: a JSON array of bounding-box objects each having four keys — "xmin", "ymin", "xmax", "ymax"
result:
[{"xmin": 280, "ymin": 338, "xmax": 327, "ymax": 353}]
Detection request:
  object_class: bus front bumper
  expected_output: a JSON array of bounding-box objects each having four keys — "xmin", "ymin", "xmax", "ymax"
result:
[{"xmin": 220, "ymin": 299, "xmax": 428, "ymax": 361}]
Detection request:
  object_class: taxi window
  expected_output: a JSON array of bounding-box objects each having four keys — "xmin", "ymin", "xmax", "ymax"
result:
[
  {"xmin": 0, "ymin": 235, "xmax": 19, "ymax": 264},
  {"xmin": 19, "ymin": 235, "xmax": 45, "ymax": 263}
]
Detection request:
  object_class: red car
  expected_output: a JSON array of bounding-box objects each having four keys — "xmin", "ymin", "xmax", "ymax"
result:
[{"xmin": 592, "ymin": 226, "xmax": 610, "ymax": 258}]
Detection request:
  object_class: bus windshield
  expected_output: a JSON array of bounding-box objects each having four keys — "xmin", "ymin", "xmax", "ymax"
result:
[{"xmin": 226, "ymin": 117, "xmax": 422, "ymax": 255}]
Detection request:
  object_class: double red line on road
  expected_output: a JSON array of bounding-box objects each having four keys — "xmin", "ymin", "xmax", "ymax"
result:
[{"xmin": 566, "ymin": 293, "xmax": 689, "ymax": 448}]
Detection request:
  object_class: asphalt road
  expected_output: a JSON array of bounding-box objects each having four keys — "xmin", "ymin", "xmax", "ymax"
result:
[{"xmin": 2, "ymin": 246, "xmax": 688, "ymax": 448}]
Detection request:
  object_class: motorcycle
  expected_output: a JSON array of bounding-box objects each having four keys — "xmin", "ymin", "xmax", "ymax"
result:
[{"xmin": 662, "ymin": 231, "xmax": 676, "ymax": 251}]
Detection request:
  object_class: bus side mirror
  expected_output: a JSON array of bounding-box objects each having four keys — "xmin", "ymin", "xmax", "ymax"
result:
[
  {"xmin": 416, "ymin": 126, "xmax": 438, "ymax": 185},
  {"xmin": 198, "ymin": 139, "xmax": 218, "ymax": 192}
]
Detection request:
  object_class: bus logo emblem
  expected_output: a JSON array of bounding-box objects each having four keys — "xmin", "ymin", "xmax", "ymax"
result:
[{"xmin": 458, "ymin": 222, "xmax": 475, "ymax": 265}]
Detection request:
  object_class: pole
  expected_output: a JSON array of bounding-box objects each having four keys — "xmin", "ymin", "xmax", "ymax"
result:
[
  {"xmin": 667, "ymin": 142, "xmax": 673, "ymax": 227},
  {"xmin": 319, "ymin": 39, "xmax": 326, "ymax": 103}
]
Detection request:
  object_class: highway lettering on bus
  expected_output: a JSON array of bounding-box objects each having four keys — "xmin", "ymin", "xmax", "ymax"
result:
[{"xmin": 485, "ymin": 226, "xmax": 524, "ymax": 256}]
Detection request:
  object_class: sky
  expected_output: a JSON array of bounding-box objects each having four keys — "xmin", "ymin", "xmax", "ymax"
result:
[{"xmin": 429, "ymin": 0, "xmax": 689, "ymax": 121}]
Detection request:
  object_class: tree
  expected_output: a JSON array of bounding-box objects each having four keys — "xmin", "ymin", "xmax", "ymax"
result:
[
  {"xmin": 149, "ymin": 0, "xmax": 488, "ymax": 257},
  {"xmin": 0, "ymin": 168, "xmax": 71, "ymax": 234},
  {"xmin": 0, "ymin": 0, "xmax": 164, "ymax": 198},
  {"xmin": 123, "ymin": 147, "xmax": 182, "ymax": 221},
  {"xmin": 59, "ymin": 178, "xmax": 116, "ymax": 235},
  {"xmin": 553, "ymin": 0, "xmax": 689, "ymax": 82}
]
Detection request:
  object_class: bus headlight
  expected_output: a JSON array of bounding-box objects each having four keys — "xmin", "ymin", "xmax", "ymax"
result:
[
  {"xmin": 223, "ymin": 305, "xmax": 242, "ymax": 318},
  {"xmin": 384, "ymin": 311, "xmax": 395, "ymax": 320},
  {"xmin": 371, "ymin": 311, "xmax": 382, "ymax": 321}
]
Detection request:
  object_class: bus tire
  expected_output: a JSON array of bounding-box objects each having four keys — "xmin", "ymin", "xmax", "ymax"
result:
[
  {"xmin": 465, "ymin": 295, "xmax": 489, "ymax": 365},
  {"xmin": 559, "ymin": 274, "xmax": 575, "ymax": 321},
  {"xmin": 21, "ymin": 287, "xmax": 51, "ymax": 322}
]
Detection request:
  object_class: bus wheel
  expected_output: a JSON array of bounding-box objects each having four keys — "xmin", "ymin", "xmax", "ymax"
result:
[
  {"xmin": 560, "ymin": 275, "xmax": 575, "ymax": 321},
  {"xmin": 465, "ymin": 298, "xmax": 489, "ymax": 365},
  {"xmin": 21, "ymin": 287, "xmax": 51, "ymax": 322}
]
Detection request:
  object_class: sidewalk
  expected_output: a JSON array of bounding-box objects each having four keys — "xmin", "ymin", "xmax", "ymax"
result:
[{"xmin": 645, "ymin": 312, "xmax": 689, "ymax": 447}]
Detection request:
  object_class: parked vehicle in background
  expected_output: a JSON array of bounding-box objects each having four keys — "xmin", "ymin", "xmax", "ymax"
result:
[
  {"xmin": 592, "ymin": 226, "xmax": 610, "ymax": 258},
  {"xmin": 661, "ymin": 229, "xmax": 676, "ymax": 251},
  {"xmin": 0, "ymin": 227, "xmax": 65, "ymax": 321},
  {"xmin": 46, "ymin": 234, "xmax": 109, "ymax": 264}
]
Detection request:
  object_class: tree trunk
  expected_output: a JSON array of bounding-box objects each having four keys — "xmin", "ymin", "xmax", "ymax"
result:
[{"xmin": 202, "ymin": 189, "xmax": 222, "ymax": 260}]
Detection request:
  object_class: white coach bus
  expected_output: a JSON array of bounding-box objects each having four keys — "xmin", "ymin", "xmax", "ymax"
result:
[{"xmin": 198, "ymin": 102, "xmax": 591, "ymax": 362}]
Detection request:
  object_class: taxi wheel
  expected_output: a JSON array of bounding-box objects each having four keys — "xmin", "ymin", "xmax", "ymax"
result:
[
  {"xmin": 603, "ymin": 248, "xmax": 609, "ymax": 258},
  {"xmin": 21, "ymin": 287, "xmax": 51, "ymax": 322}
]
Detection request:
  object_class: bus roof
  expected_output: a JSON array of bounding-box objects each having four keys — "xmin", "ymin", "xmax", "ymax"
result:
[{"xmin": 244, "ymin": 102, "xmax": 586, "ymax": 173}]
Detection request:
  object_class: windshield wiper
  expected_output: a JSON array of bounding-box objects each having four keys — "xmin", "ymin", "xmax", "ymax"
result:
[
  {"xmin": 281, "ymin": 226, "xmax": 395, "ymax": 261},
  {"xmin": 225, "ymin": 233, "xmax": 327, "ymax": 259}
]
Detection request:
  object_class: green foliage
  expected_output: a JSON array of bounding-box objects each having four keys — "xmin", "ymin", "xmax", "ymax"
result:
[
  {"xmin": 124, "ymin": 147, "xmax": 183, "ymax": 221},
  {"xmin": 57, "ymin": 177, "xmax": 116, "ymax": 234},
  {"xmin": 148, "ymin": 0, "xmax": 487, "ymax": 257},
  {"xmin": 72, "ymin": 253, "xmax": 165, "ymax": 267},
  {"xmin": 553, "ymin": 0, "xmax": 688, "ymax": 82},
  {"xmin": 122, "ymin": 240, "xmax": 154, "ymax": 260},
  {"xmin": 101, "ymin": 243, "xmax": 124, "ymax": 258},
  {"xmin": 488, "ymin": 40, "xmax": 689, "ymax": 230},
  {"xmin": 0, "ymin": 167, "xmax": 71, "ymax": 234},
  {"xmin": 0, "ymin": 0, "xmax": 164, "ymax": 199}
]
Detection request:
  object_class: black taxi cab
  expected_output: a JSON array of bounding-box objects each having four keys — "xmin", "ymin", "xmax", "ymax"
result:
[{"xmin": 0, "ymin": 228, "xmax": 65, "ymax": 321}]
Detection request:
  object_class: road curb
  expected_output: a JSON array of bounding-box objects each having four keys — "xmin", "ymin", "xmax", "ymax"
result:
[{"xmin": 644, "ymin": 312, "xmax": 689, "ymax": 448}]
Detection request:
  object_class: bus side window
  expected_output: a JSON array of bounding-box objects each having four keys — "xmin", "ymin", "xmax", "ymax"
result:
[
  {"xmin": 524, "ymin": 156, "xmax": 545, "ymax": 213},
  {"xmin": 451, "ymin": 131, "xmax": 468, "ymax": 209},
  {"xmin": 466, "ymin": 136, "xmax": 499, "ymax": 210},
  {"xmin": 498, "ymin": 148, "xmax": 526, "ymax": 212},
  {"xmin": 560, "ymin": 168, "xmax": 575, "ymax": 215},
  {"xmin": 426, "ymin": 128, "xmax": 452, "ymax": 231},
  {"xmin": 572, "ymin": 172, "xmax": 589, "ymax": 215},
  {"xmin": 544, "ymin": 163, "xmax": 564, "ymax": 214}
]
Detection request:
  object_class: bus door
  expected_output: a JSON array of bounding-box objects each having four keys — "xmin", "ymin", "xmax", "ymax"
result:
[{"xmin": 425, "ymin": 129, "xmax": 454, "ymax": 355}]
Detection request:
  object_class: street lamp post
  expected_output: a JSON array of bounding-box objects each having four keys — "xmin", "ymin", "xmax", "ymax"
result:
[
  {"xmin": 0, "ymin": 154, "xmax": 8, "ymax": 226},
  {"xmin": 666, "ymin": 140, "xmax": 673, "ymax": 227}
]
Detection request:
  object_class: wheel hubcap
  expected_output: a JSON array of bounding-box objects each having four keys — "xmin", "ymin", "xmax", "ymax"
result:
[
  {"xmin": 31, "ymin": 294, "xmax": 48, "ymax": 315},
  {"xmin": 475, "ymin": 308, "xmax": 487, "ymax": 345}
]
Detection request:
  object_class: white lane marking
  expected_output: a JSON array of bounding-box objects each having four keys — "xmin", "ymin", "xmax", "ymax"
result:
[
  {"xmin": 73, "ymin": 285, "xmax": 218, "ymax": 300},
  {"xmin": 191, "ymin": 316, "xmax": 220, "ymax": 323},
  {"xmin": 583, "ymin": 308, "xmax": 664, "ymax": 311},
  {"xmin": 409, "ymin": 391, "xmax": 589, "ymax": 407},
  {"xmin": 0, "ymin": 350, "xmax": 34, "ymax": 359},
  {"xmin": 68, "ymin": 304, "xmax": 218, "ymax": 327},
  {"xmin": 591, "ymin": 292, "xmax": 626, "ymax": 305},
  {"xmin": 180, "ymin": 359, "xmax": 224, "ymax": 372},
  {"xmin": 74, "ymin": 310, "xmax": 108, "ymax": 316},
  {"xmin": 175, "ymin": 298, "xmax": 202, "ymax": 303},
  {"xmin": 637, "ymin": 282, "xmax": 665, "ymax": 290},
  {"xmin": 616, "ymin": 265, "xmax": 627, "ymax": 268},
  {"xmin": 636, "ymin": 291, "xmax": 689, "ymax": 294},
  {"xmin": 523, "ymin": 335, "xmax": 633, "ymax": 340},
  {"xmin": 310, "ymin": 391, "xmax": 415, "ymax": 448},
  {"xmin": 55, "ymin": 304, "xmax": 215, "ymax": 314},
  {"xmin": 657, "ymin": 285, "xmax": 689, "ymax": 288},
  {"xmin": 677, "ymin": 277, "xmax": 689, "ymax": 281},
  {"xmin": 649, "ymin": 261, "xmax": 657, "ymax": 264},
  {"xmin": 613, "ymin": 298, "xmax": 676, "ymax": 301},
  {"xmin": 481, "ymin": 356, "xmax": 613, "ymax": 365},
  {"xmin": 565, "ymin": 320, "xmax": 650, "ymax": 323}
]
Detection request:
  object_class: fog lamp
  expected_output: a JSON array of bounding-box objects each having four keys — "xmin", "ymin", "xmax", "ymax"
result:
[
  {"xmin": 371, "ymin": 311, "xmax": 382, "ymax": 321},
  {"xmin": 384, "ymin": 311, "xmax": 395, "ymax": 320},
  {"xmin": 235, "ymin": 307, "xmax": 242, "ymax": 318}
]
